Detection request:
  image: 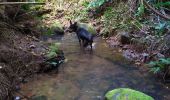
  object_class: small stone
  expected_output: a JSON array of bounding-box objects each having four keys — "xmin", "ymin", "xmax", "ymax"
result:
[
  {"xmin": 30, "ymin": 44, "xmax": 36, "ymax": 49},
  {"xmin": 157, "ymin": 53, "xmax": 165, "ymax": 58},
  {"xmin": 142, "ymin": 53, "xmax": 149, "ymax": 57},
  {"xmin": 135, "ymin": 62, "xmax": 141, "ymax": 66},
  {"xmin": 15, "ymin": 96, "xmax": 20, "ymax": 100},
  {"xmin": 31, "ymin": 51, "xmax": 37, "ymax": 56}
]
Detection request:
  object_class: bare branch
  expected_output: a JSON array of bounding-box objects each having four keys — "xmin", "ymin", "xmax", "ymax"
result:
[{"xmin": 143, "ymin": 0, "xmax": 170, "ymax": 20}]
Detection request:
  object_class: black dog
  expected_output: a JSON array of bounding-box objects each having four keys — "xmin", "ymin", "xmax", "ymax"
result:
[{"xmin": 68, "ymin": 21, "xmax": 94, "ymax": 50}]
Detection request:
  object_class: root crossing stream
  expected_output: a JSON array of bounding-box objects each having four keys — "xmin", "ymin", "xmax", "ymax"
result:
[{"xmin": 20, "ymin": 33, "xmax": 170, "ymax": 100}]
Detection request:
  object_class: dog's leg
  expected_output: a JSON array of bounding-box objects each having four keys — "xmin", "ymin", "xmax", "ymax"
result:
[
  {"xmin": 90, "ymin": 42, "xmax": 93, "ymax": 51},
  {"xmin": 83, "ymin": 41, "xmax": 88, "ymax": 48},
  {"xmin": 77, "ymin": 36, "xmax": 81, "ymax": 46}
]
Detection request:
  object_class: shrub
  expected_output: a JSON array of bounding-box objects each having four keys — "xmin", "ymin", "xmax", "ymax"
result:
[{"xmin": 149, "ymin": 58, "xmax": 170, "ymax": 74}]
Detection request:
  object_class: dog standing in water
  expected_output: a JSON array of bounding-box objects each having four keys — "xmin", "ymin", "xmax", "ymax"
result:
[{"xmin": 68, "ymin": 21, "xmax": 94, "ymax": 50}]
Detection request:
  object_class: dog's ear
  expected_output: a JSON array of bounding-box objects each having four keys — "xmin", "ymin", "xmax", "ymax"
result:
[{"xmin": 69, "ymin": 20, "xmax": 73, "ymax": 25}]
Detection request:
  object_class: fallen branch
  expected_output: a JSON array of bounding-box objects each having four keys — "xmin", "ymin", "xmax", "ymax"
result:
[
  {"xmin": 143, "ymin": 0, "xmax": 170, "ymax": 20},
  {"xmin": 0, "ymin": 2, "xmax": 45, "ymax": 5}
]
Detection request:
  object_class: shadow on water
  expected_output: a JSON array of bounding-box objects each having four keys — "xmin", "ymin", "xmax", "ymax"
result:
[{"xmin": 21, "ymin": 33, "xmax": 170, "ymax": 100}]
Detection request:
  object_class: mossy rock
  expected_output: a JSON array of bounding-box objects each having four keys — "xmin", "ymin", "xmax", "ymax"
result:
[
  {"xmin": 46, "ymin": 21, "xmax": 64, "ymax": 35},
  {"xmin": 46, "ymin": 42, "xmax": 60, "ymax": 59},
  {"xmin": 77, "ymin": 22, "xmax": 97, "ymax": 35},
  {"xmin": 105, "ymin": 88, "xmax": 154, "ymax": 100}
]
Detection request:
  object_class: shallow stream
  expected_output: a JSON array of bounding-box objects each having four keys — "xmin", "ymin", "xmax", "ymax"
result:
[{"xmin": 20, "ymin": 33, "xmax": 170, "ymax": 100}]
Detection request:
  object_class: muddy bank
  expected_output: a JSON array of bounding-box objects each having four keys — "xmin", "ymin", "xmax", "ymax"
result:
[{"xmin": 0, "ymin": 19, "xmax": 65, "ymax": 99}]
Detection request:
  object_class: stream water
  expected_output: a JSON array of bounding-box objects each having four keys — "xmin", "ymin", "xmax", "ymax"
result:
[{"xmin": 20, "ymin": 33, "xmax": 170, "ymax": 100}]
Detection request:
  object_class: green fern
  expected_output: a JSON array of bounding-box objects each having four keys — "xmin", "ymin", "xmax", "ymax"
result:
[
  {"xmin": 149, "ymin": 58, "xmax": 170, "ymax": 74},
  {"xmin": 155, "ymin": 1, "xmax": 170, "ymax": 8}
]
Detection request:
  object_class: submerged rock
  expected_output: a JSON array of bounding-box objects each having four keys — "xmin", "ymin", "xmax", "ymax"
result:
[{"xmin": 105, "ymin": 88, "xmax": 154, "ymax": 100}]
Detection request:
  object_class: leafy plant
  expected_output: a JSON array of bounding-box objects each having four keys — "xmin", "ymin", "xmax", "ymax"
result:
[
  {"xmin": 149, "ymin": 58, "xmax": 170, "ymax": 74},
  {"xmin": 81, "ymin": 1, "xmax": 90, "ymax": 7},
  {"xmin": 135, "ymin": 4, "xmax": 145, "ymax": 17},
  {"xmin": 154, "ymin": 22, "xmax": 166, "ymax": 36},
  {"xmin": 155, "ymin": 1, "xmax": 170, "ymax": 8},
  {"xmin": 100, "ymin": 2, "xmax": 132, "ymax": 36},
  {"xmin": 88, "ymin": 0, "xmax": 108, "ymax": 8}
]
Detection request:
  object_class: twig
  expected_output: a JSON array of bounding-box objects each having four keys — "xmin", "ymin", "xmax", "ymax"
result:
[
  {"xmin": 143, "ymin": 0, "xmax": 170, "ymax": 20},
  {"xmin": 13, "ymin": 5, "xmax": 21, "ymax": 20}
]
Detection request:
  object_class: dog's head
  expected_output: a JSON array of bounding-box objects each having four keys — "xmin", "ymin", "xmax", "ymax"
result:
[{"xmin": 67, "ymin": 20, "xmax": 78, "ymax": 32}]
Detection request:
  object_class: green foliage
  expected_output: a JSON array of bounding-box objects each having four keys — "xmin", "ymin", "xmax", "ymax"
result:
[
  {"xmin": 154, "ymin": 22, "xmax": 166, "ymax": 36},
  {"xmin": 105, "ymin": 88, "xmax": 154, "ymax": 100},
  {"xmin": 46, "ymin": 42, "xmax": 61, "ymax": 59},
  {"xmin": 46, "ymin": 42, "xmax": 64, "ymax": 66},
  {"xmin": 155, "ymin": 1, "xmax": 170, "ymax": 8},
  {"xmin": 135, "ymin": 4, "xmax": 145, "ymax": 17},
  {"xmin": 101, "ymin": 2, "xmax": 132, "ymax": 36},
  {"xmin": 131, "ymin": 20, "xmax": 143, "ymax": 30},
  {"xmin": 67, "ymin": 4, "xmax": 89, "ymax": 22},
  {"xmin": 21, "ymin": 4, "xmax": 30, "ymax": 11},
  {"xmin": 44, "ymin": 20, "xmax": 64, "ymax": 35},
  {"xmin": 81, "ymin": 1, "xmax": 90, "ymax": 7},
  {"xmin": 149, "ymin": 58, "xmax": 170, "ymax": 74},
  {"xmin": 21, "ymin": 0, "xmax": 45, "ymax": 11},
  {"xmin": 88, "ymin": 0, "xmax": 108, "ymax": 8}
]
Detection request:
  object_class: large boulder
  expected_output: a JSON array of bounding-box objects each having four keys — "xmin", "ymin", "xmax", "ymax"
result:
[{"xmin": 105, "ymin": 88, "xmax": 154, "ymax": 100}]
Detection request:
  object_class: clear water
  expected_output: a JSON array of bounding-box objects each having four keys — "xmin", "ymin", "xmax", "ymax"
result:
[{"xmin": 20, "ymin": 33, "xmax": 170, "ymax": 100}]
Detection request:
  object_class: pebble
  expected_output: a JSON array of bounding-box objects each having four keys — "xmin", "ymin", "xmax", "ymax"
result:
[
  {"xmin": 15, "ymin": 96, "xmax": 21, "ymax": 100},
  {"xmin": 29, "ymin": 44, "xmax": 36, "ymax": 49}
]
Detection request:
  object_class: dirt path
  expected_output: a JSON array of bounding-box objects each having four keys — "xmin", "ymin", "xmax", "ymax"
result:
[{"xmin": 20, "ymin": 33, "xmax": 170, "ymax": 100}]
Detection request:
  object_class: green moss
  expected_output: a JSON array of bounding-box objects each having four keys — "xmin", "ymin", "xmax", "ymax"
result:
[
  {"xmin": 105, "ymin": 88, "xmax": 154, "ymax": 100},
  {"xmin": 77, "ymin": 22, "xmax": 97, "ymax": 35},
  {"xmin": 46, "ymin": 42, "xmax": 61, "ymax": 58},
  {"xmin": 44, "ymin": 20, "xmax": 64, "ymax": 35}
]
